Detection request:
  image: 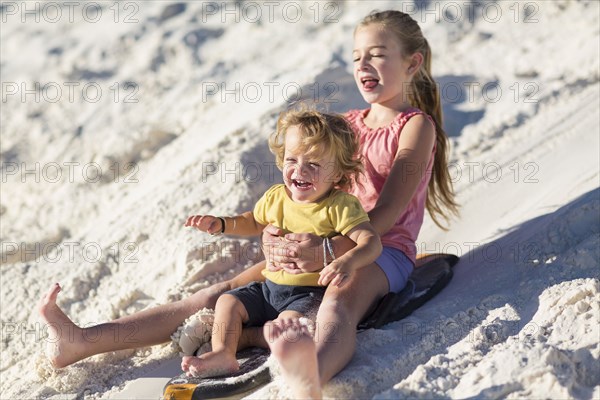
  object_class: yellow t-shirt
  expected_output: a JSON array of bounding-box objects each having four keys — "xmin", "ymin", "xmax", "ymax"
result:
[{"xmin": 253, "ymin": 184, "xmax": 369, "ymax": 286}]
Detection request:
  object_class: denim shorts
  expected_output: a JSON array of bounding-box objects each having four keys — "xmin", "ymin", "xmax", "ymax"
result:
[{"xmin": 375, "ymin": 247, "xmax": 414, "ymax": 293}]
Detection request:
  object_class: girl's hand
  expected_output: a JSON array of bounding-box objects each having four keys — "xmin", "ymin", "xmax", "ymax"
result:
[
  {"xmin": 261, "ymin": 224, "xmax": 286, "ymax": 272},
  {"xmin": 282, "ymin": 233, "xmax": 324, "ymax": 273},
  {"xmin": 318, "ymin": 258, "xmax": 352, "ymax": 288},
  {"xmin": 261, "ymin": 225, "xmax": 323, "ymax": 274},
  {"xmin": 184, "ymin": 215, "xmax": 222, "ymax": 235}
]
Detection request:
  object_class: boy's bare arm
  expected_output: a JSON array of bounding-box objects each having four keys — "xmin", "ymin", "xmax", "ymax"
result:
[
  {"xmin": 185, "ymin": 211, "xmax": 265, "ymax": 237},
  {"xmin": 224, "ymin": 211, "xmax": 266, "ymax": 236}
]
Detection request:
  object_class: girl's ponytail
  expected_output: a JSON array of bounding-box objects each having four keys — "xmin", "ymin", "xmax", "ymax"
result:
[
  {"xmin": 411, "ymin": 38, "xmax": 459, "ymax": 229},
  {"xmin": 358, "ymin": 11, "xmax": 459, "ymax": 229}
]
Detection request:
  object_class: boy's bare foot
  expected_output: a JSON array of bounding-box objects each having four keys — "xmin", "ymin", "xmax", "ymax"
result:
[
  {"xmin": 264, "ymin": 318, "xmax": 322, "ymax": 399},
  {"xmin": 38, "ymin": 283, "xmax": 87, "ymax": 368},
  {"xmin": 181, "ymin": 350, "xmax": 240, "ymax": 378}
]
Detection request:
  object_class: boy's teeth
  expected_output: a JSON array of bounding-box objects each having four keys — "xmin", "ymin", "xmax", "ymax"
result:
[{"xmin": 294, "ymin": 179, "xmax": 311, "ymax": 187}]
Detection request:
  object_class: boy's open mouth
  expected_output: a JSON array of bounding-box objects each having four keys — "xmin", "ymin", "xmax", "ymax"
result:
[{"xmin": 292, "ymin": 179, "xmax": 313, "ymax": 190}]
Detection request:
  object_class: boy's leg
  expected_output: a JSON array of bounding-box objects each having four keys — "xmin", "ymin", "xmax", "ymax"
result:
[
  {"xmin": 212, "ymin": 294, "xmax": 249, "ymax": 354},
  {"xmin": 39, "ymin": 261, "xmax": 267, "ymax": 368},
  {"xmin": 182, "ymin": 293, "xmax": 249, "ymax": 378},
  {"xmin": 237, "ymin": 327, "xmax": 268, "ymax": 350}
]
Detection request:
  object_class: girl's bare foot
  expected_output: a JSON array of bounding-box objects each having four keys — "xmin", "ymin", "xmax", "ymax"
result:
[
  {"xmin": 264, "ymin": 318, "xmax": 322, "ymax": 399},
  {"xmin": 37, "ymin": 283, "xmax": 87, "ymax": 368},
  {"xmin": 181, "ymin": 350, "xmax": 239, "ymax": 378}
]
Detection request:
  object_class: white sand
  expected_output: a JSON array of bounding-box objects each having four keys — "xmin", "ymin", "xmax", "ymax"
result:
[{"xmin": 1, "ymin": 1, "xmax": 598, "ymax": 399}]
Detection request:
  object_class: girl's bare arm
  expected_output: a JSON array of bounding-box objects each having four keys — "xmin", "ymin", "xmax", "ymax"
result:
[
  {"xmin": 318, "ymin": 222, "xmax": 382, "ymax": 287},
  {"xmin": 368, "ymin": 114, "xmax": 435, "ymax": 236}
]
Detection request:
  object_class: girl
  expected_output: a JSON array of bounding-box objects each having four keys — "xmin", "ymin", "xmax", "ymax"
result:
[
  {"xmin": 180, "ymin": 110, "xmax": 381, "ymax": 378},
  {"xmin": 38, "ymin": 10, "xmax": 457, "ymax": 398},
  {"xmin": 260, "ymin": 10, "xmax": 458, "ymax": 398}
]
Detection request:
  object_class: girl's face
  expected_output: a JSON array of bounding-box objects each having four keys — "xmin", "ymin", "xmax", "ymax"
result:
[
  {"xmin": 282, "ymin": 125, "xmax": 341, "ymax": 204},
  {"xmin": 353, "ymin": 24, "xmax": 416, "ymax": 109}
]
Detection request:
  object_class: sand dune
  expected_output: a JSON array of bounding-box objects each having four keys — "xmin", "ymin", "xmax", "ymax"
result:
[{"xmin": 1, "ymin": 1, "xmax": 598, "ymax": 399}]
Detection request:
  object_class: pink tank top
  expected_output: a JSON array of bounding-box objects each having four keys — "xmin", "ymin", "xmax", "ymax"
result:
[{"xmin": 345, "ymin": 108, "xmax": 436, "ymax": 265}]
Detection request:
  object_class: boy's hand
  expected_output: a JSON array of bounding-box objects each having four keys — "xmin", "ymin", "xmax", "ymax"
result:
[
  {"xmin": 185, "ymin": 215, "xmax": 222, "ymax": 235},
  {"xmin": 318, "ymin": 258, "xmax": 353, "ymax": 288}
]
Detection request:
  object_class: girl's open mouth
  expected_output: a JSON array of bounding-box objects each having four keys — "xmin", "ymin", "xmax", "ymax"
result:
[{"xmin": 361, "ymin": 77, "xmax": 379, "ymax": 90}]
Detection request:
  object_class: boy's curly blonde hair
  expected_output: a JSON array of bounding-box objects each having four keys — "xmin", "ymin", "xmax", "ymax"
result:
[{"xmin": 269, "ymin": 109, "xmax": 363, "ymax": 191}]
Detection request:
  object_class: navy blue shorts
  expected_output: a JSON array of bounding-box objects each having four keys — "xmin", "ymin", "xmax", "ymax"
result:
[{"xmin": 225, "ymin": 280, "xmax": 325, "ymax": 327}]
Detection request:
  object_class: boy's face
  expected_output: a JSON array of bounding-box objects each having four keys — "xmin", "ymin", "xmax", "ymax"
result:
[{"xmin": 282, "ymin": 125, "xmax": 341, "ymax": 204}]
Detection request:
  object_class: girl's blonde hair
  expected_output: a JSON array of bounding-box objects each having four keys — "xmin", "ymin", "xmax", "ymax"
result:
[
  {"xmin": 357, "ymin": 10, "xmax": 459, "ymax": 229},
  {"xmin": 270, "ymin": 109, "xmax": 363, "ymax": 191}
]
